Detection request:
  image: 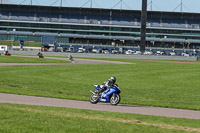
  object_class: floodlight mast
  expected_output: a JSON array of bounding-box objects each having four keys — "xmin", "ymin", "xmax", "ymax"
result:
[
  {"xmin": 90, "ymin": 0, "xmax": 92, "ymax": 8},
  {"xmin": 140, "ymin": 0, "xmax": 147, "ymax": 53},
  {"xmin": 180, "ymin": 0, "xmax": 183, "ymax": 12}
]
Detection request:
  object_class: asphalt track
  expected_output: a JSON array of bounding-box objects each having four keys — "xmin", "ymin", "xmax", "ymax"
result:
[
  {"xmin": 0, "ymin": 56, "xmax": 133, "ymax": 66},
  {"xmin": 0, "ymin": 56, "xmax": 200, "ymax": 119},
  {"xmin": 0, "ymin": 93, "xmax": 200, "ymax": 120}
]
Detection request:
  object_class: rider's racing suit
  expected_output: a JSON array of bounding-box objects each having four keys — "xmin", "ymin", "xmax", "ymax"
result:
[{"xmin": 98, "ymin": 79, "xmax": 115, "ymax": 94}]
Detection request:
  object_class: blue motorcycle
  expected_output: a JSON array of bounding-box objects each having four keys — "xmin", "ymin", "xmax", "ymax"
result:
[{"xmin": 90, "ymin": 84, "xmax": 121, "ymax": 105}]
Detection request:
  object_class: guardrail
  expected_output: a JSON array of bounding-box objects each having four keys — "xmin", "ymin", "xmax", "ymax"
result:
[
  {"xmin": 197, "ymin": 56, "xmax": 200, "ymax": 61},
  {"xmin": 12, "ymin": 46, "xmax": 41, "ymax": 51}
]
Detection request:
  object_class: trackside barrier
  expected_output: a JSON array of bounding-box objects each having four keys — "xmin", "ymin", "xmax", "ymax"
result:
[{"xmin": 197, "ymin": 56, "xmax": 200, "ymax": 61}]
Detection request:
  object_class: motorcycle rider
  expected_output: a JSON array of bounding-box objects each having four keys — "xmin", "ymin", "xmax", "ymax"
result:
[
  {"xmin": 4, "ymin": 50, "xmax": 11, "ymax": 56},
  {"xmin": 98, "ymin": 76, "xmax": 116, "ymax": 94},
  {"xmin": 37, "ymin": 52, "xmax": 43, "ymax": 58},
  {"xmin": 68, "ymin": 54, "xmax": 73, "ymax": 61}
]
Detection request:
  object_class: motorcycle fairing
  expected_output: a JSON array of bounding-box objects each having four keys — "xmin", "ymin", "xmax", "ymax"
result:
[
  {"xmin": 98, "ymin": 86, "xmax": 121, "ymax": 102},
  {"xmin": 94, "ymin": 85, "xmax": 100, "ymax": 91}
]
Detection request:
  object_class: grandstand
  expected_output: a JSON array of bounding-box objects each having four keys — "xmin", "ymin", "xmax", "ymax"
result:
[{"xmin": 0, "ymin": 3, "xmax": 200, "ymax": 52}]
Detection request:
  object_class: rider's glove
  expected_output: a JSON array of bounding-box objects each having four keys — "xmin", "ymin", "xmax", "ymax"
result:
[{"xmin": 100, "ymin": 85, "xmax": 104, "ymax": 89}]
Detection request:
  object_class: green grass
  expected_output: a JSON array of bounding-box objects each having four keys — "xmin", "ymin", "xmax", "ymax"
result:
[
  {"xmin": 0, "ymin": 40, "xmax": 41, "ymax": 47},
  {"xmin": 0, "ymin": 56, "xmax": 70, "ymax": 63},
  {"xmin": 0, "ymin": 103, "xmax": 200, "ymax": 133},
  {"xmin": 0, "ymin": 57, "xmax": 200, "ymax": 110}
]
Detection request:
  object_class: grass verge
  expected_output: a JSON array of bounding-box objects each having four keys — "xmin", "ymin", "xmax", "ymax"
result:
[
  {"xmin": 0, "ymin": 57, "xmax": 199, "ymax": 110},
  {"xmin": 0, "ymin": 56, "xmax": 70, "ymax": 63},
  {"xmin": 0, "ymin": 103, "xmax": 200, "ymax": 133}
]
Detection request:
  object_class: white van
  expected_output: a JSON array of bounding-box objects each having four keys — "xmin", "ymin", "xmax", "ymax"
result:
[{"xmin": 0, "ymin": 45, "xmax": 12, "ymax": 51}]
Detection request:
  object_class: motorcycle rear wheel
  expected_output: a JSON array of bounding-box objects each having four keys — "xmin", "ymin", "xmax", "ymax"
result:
[
  {"xmin": 89, "ymin": 94, "xmax": 99, "ymax": 104},
  {"xmin": 110, "ymin": 94, "xmax": 120, "ymax": 105}
]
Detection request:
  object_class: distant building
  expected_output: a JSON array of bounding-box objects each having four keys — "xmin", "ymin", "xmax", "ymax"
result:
[{"xmin": 0, "ymin": 4, "xmax": 200, "ymax": 49}]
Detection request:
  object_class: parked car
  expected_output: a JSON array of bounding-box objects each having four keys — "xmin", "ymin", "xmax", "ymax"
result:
[
  {"xmin": 134, "ymin": 50, "xmax": 142, "ymax": 55},
  {"xmin": 92, "ymin": 49, "xmax": 97, "ymax": 53},
  {"xmin": 125, "ymin": 50, "xmax": 134, "ymax": 55},
  {"xmin": 111, "ymin": 50, "xmax": 118, "ymax": 54},
  {"xmin": 144, "ymin": 51, "xmax": 153, "ymax": 55},
  {"xmin": 65, "ymin": 47, "xmax": 74, "ymax": 53},
  {"xmin": 55, "ymin": 47, "xmax": 63, "ymax": 52},
  {"xmin": 102, "ymin": 50, "xmax": 110, "ymax": 54},
  {"xmin": 155, "ymin": 51, "xmax": 164, "ymax": 55},
  {"xmin": 182, "ymin": 52, "xmax": 190, "ymax": 57},
  {"xmin": 169, "ymin": 51, "xmax": 176, "ymax": 56},
  {"xmin": 78, "ymin": 47, "xmax": 86, "ymax": 53}
]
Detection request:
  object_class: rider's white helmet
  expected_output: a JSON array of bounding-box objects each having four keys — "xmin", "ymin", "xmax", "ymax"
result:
[{"xmin": 109, "ymin": 76, "xmax": 116, "ymax": 84}]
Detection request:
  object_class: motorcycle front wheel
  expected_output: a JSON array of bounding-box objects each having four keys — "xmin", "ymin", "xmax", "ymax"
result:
[
  {"xmin": 110, "ymin": 94, "xmax": 120, "ymax": 105},
  {"xmin": 89, "ymin": 94, "xmax": 99, "ymax": 104}
]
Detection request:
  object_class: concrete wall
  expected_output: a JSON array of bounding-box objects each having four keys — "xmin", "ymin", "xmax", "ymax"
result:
[{"xmin": 10, "ymin": 51, "xmax": 198, "ymax": 61}]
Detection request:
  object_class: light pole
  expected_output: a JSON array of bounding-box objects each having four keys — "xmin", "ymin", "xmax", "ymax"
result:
[
  {"xmin": 140, "ymin": 0, "xmax": 147, "ymax": 53},
  {"xmin": 60, "ymin": 0, "xmax": 62, "ymax": 7}
]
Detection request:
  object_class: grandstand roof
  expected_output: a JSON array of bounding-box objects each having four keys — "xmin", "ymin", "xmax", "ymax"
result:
[{"xmin": 1, "ymin": 3, "xmax": 200, "ymax": 16}]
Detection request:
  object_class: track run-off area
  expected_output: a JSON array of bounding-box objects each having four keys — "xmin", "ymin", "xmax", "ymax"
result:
[{"xmin": 0, "ymin": 55, "xmax": 200, "ymax": 120}]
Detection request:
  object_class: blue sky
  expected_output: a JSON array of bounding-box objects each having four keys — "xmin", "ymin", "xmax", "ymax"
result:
[{"xmin": 4, "ymin": 0, "xmax": 200, "ymax": 13}]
